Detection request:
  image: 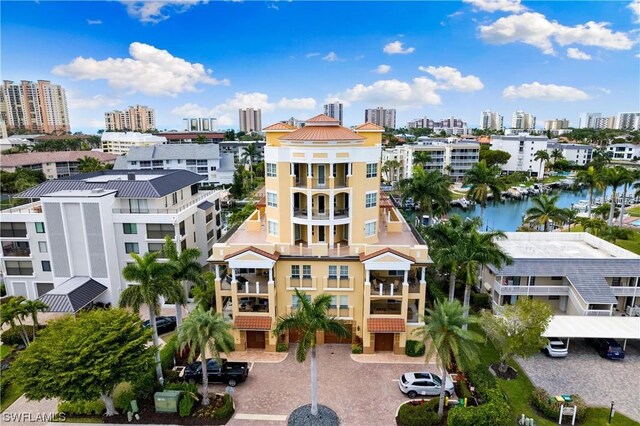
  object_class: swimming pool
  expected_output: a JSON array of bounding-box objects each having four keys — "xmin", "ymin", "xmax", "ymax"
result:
[{"xmin": 632, "ymin": 219, "xmax": 640, "ymax": 227}]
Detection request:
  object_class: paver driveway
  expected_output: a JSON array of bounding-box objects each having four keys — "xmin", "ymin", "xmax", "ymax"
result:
[{"xmin": 517, "ymin": 338, "xmax": 640, "ymax": 422}]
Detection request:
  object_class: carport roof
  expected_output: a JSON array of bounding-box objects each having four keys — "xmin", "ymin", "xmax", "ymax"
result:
[
  {"xmin": 543, "ymin": 315, "xmax": 640, "ymax": 340},
  {"xmin": 38, "ymin": 277, "xmax": 107, "ymax": 313}
]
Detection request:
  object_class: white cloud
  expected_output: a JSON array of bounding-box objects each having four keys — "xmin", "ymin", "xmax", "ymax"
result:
[
  {"xmin": 629, "ymin": 0, "xmax": 640, "ymax": 23},
  {"xmin": 276, "ymin": 97, "xmax": 316, "ymax": 110},
  {"xmin": 328, "ymin": 78, "xmax": 441, "ymax": 108},
  {"xmin": 502, "ymin": 82, "xmax": 590, "ymax": 101},
  {"xmin": 322, "ymin": 52, "xmax": 340, "ymax": 62},
  {"xmin": 374, "ymin": 64, "xmax": 391, "ymax": 74},
  {"xmin": 306, "ymin": 52, "xmax": 320, "ymax": 58},
  {"xmin": 418, "ymin": 66, "xmax": 484, "ymax": 91},
  {"xmin": 479, "ymin": 12, "xmax": 634, "ymax": 55},
  {"xmin": 383, "ymin": 41, "xmax": 415, "ymax": 55},
  {"xmin": 67, "ymin": 93, "xmax": 122, "ymax": 109},
  {"xmin": 122, "ymin": 1, "xmax": 208, "ymax": 24},
  {"xmin": 566, "ymin": 47, "xmax": 592, "ymax": 60},
  {"xmin": 86, "ymin": 19, "xmax": 102, "ymax": 25},
  {"xmin": 463, "ymin": 0, "xmax": 526, "ymax": 13},
  {"xmin": 52, "ymin": 42, "xmax": 229, "ymax": 97}
]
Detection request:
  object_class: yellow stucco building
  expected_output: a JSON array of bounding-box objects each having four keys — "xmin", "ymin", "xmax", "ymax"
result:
[{"xmin": 210, "ymin": 114, "xmax": 431, "ymax": 353}]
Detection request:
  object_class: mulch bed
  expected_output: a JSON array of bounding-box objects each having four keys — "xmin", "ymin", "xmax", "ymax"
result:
[{"xmin": 489, "ymin": 363, "xmax": 518, "ymax": 380}]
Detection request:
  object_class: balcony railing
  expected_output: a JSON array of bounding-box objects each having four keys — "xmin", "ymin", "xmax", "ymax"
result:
[
  {"xmin": 293, "ymin": 208, "xmax": 308, "ymax": 218},
  {"xmin": 325, "ymin": 277, "xmax": 353, "ymax": 290},
  {"xmin": 236, "ymin": 281, "xmax": 268, "ymax": 295},
  {"xmin": 610, "ymin": 286, "xmax": 640, "ymax": 297},
  {"xmin": 370, "ymin": 302, "xmax": 402, "ymax": 315},
  {"xmin": 493, "ymin": 280, "xmax": 570, "ymax": 296},
  {"xmin": 2, "ymin": 246, "xmax": 31, "ymax": 257},
  {"xmin": 333, "ymin": 209, "xmax": 349, "ymax": 219},
  {"xmin": 370, "ymin": 281, "xmax": 403, "ymax": 297},
  {"xmin": 287, "ymin": 276, "xmax": 315, "ymax": 289},
  {"xmin": 112, "ymin": 191, "xmax": 217, "ymax": 214},
  {"xmin": 586, "ymin": 310, "xmax": 612, "ymax": 317},
  {"xmin": 327, "ymin": 306, "xmax": 354, "ymax": 318}
]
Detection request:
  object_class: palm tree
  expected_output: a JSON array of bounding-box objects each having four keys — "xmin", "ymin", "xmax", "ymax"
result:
[
  {"xmin": 464, "ymin": 160, "xmax": 504, "ymax": 221},
  {"xmin": 576, "ymin": 166, "xmax": 604, "ymax": 219},
  {"xmin": 617, "ymin": 169, "xmax": 638, "ymax": 226},
  {"xmin": 163, "ymin": 236, "xmax": 202, "ymax": 329},
  {"xmin": 382, "ymin": 159, "xmax": 401, "ymax": 182},
  {"xmin": 241, "ymin": 143, "xmax": 259, "ymax": 186},
  {"xmin": 590, "ymin": 148, "xmax": 612, "ymax": 169},
  {"xmin": 178, "ymin": 306, "xmax": 234, "ymax": 406},
  {"xmin": 120, "ymin": 252, "xmax": 182, "ymax": 385},
  {"xmin": 533, "ymin": 150, "xmax": 550, "ymax": 180},
  {"xmin": 0, "ymin": 296, "xmax": 31, "ymax": 347},
  {"xmin": 273, "ymin": 289, "xmax": 349, "ymax": 417},
  {"xmin": 412, "ymin": 299, "xmax": 482, "ymax": 417},
  {"xmin": 77, "ymin": 156, "xmax": 104, "ymax": 173},
  {"xmin": 577, "ymin": 217, "xmax": 607, "ymax": 236},
  {"xmin": 22, "ymin": 299, "xmax": 49, "ymax": 340},
  {"xmin": 192, "ymin": 271, "xmax": 217, "ymax": 311},
  {"xmin": 413, "ymin": 151, "xmax": 433, "ymax": 168},
  {"xmin": 396, "ymin": 167, "xmax": 451, "ymax": 222},
  {"xmin": 605, "ymin": 167, "xmax": 631, "ymax": 226},
  {"xmin": 524, "ymin": 194, "xmax": 568, "ymax": 232},
  {"xmin": 550, "ymin": 148, "xmax": 564, "ymax": 163},
  {"xmin": 562, "ymin": 207, "xmax": 578, "ymax": 231}
]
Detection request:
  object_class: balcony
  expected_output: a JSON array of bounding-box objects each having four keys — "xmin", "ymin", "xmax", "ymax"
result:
[
  {"xmin": 237, "ymin": 297, "xmax": 270, "ymax": 313},
  {"xmin": 493, "ymin": 280, "xmax": 569, "ymax": 296},
  {"xmin": 333, "ymin": 209, "xmax": 349, "ymax": 219},
  {"xmin": 236, "ymin": 281, "xmax": 268, "ymax": 295},
  {"xmin": 327, "ymin": 305, "xmax": 354, "ymax": 318},
  {"xmin": 370, "ymin": 281, "xmax": 404, "ymax": 297},
  {"xmin": 2, "ymin": 242, "xmax": 31, "ymax": 257},
  {"xmin": 325, "ymin": 277, "xmax": 353, "ymax": 290},
  {"xmin": 112, "ymin": 191, "xmax": 217, "ymax": 214},
  {"xmin": 370, "ymin": 300, "xmax": 402, "ymax": 315},
  {"xmin": 610, "ymin": 286, "xmax": 640, "ymax": 297},
  {"xmin": 287, "ymin": 276, "xmax": 315, "ymax": 290},
  {"xmin": 293, "ymin": 208, "xmax": 308, "ymax": 218}
]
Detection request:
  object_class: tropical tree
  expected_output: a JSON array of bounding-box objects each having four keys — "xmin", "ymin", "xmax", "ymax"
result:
[
  {"xmin": 575, "ymin": 166, "xmax": 604, "ymax": 218},
  {"xmin": 192, "ymin": 271, "xmax": 217, "ymax": 311},
  {"xmin": 396, "ymin": 167, "xmax": 451, "ymax": 222},
  {"xmin": 0, "ymin": 296, "xmax": 31, "ymax": 347},
  {"xmin": 576, "ymin": 217, "xmax": 607, "ymax": 236},
  {"xmin": 464, "ymin": 160, "xmax": 505, "ymax": 220},
  {"xmin": 178, "ymin": 306, "xmax": 234, "ymax": 406},
  {"xmin": 163, "ymin": 235, "xmax": 202, "ymax": 329},
  {"xmin": 599, "ymin": 225, "xmax": 633, "ymax": 243},
  {"xmin": 382, "ymin": 159, "xmax": 401, "ymax": 182},
  {"xmin": 533, "ymin": 150, "xmax": 550, "ymax": 180},
  {"xmin": 550, "ymin": 148, "xmax": 564, "ymax": 163},
  {"xmin": 77, "ymin": 156, "xmax": 104, "ymax": 173},
  {"xmin": 412, "ymin": 300, "xmax": 482, "ymax": 417},
  {"xmin": 195, "ymin": 134, "xmax": 207, "ymax": 144},
  {"xmin": 524, "ymin": 194, "xmax": 568, "ymax": 232},
  {"xmin": 241, "ymin": 143, "xmax": 259, "ymax": 185},
  {"xmin": 562, "ymin": 207, "xmax": 579, "ymax": 231},
  {"xmin": 617, "ymin": 168, "xmax": 637, "ymax": 226},
  {"xmin": 22, "ymin": 299, "xmax": 49, "ymax": 340},
  {"xmin": 412, "ymin": 151, "xmax": 433, "ymax": 168},
  {"xmin": 590, "ymin": 148, "xmax": 612, "ymax": 169},
  {"xmin": 605, "ymin": 167, "xmax": 632, "ymax": 226},
  {"xmin": 273, "ymin": 289, "xmax": 349, "ymax": 417},
  {"xmin": 120, "ymin": 252, "xmax": 182, "ymax": 385}
]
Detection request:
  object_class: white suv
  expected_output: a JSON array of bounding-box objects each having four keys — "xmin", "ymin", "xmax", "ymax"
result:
[
  {"xmin": 399, "ymin": 372, "xmax": 455, "ymax": 399},
  {"xmin": 543, "ymin": 338, "xmax": 568, "ymax": 358}
]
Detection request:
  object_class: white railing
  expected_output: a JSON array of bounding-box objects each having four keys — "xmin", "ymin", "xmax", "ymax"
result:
[
  {"xmin": 493, "ymin": 280, "xmax": 569, "ymax": 296},
  {"xmin": 610, "ymin": 287, "xmax": 640, "ymax": 297},
  {"xmin": 586, "ymin": 310, "xmax": 612, "ymax": 317}
]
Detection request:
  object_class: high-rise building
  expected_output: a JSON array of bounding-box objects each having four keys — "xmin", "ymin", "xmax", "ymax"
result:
[
  {"xmin": 183, "ymin": 117, "xmax": 218, "ymax": 132},
  {"xmin": 1, "ymin": 80, "xmax": 70, "ymax": 134},
  {"xmin": 595, "ymin": 116, "xmax": 616, "ymax": 129},
  {"xmin": 100, "ymin": 132, "xmax": 166, "ymax": 155},
  {"xmin": 480, "ymin": 110, "xmax": 504, "ymax": 130},
  {"xmin": 407, "ymin": 116, "xmax": 469, "ymax": 135},
  {"xmin": 490, "ymin": 133, "xmax": 551, "ymax": 176},
  {"xmin": 324, "ymin": 102, "xmax": 343, "ymax": 125},
  {"xmin": 578, "ymin": 112, "xmax": 601, "ymax": 129},
  {"xmin": 104, "ymin": 105, "xmax": 156, "ymax": 132},
  {"xmin": 238, "ymin": 108, "xmax": 262, "ymax": 133},
  {"xmin": 616, "ymin": 112, "xmax": 640, "ymax": 131},
  {"xmin": 365, "ymin": 107, "xmax": 396, "ymax": 129},
  {"xmin": 511, "ymin": 110, "xmax": 536, "ymax": 130},
  {"xmin": 544, "ymin": 119, "xmax": 570, "ymax": 131}
]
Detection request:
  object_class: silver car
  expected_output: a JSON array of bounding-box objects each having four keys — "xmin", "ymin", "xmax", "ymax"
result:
[
  {"xmin": 543, "ymin": 338, "xmax": 568, "ymax": 358},
  {"xmin": 399, "ymin": 372, "xmax": 455, "ymax": 398}
]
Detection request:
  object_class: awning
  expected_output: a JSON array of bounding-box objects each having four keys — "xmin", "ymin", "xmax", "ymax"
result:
[
  {"xmin": 367, "ymin": 318, "xmax": 405, "ymax": 333},
  {"xmin": 234, "ymin": 316, "xmax": 272, "ymax": 330},
  {"xmin": 543, "ymin": 315, "xmax": 640, "ymax": 340},
  {"xmin": 197, "ymin": 200, "xmax": 214, "ymax": 210},
  {"xmin": 483, "ymin": 281, "xmax": 492, "ymax": 292},
  {"xmin": 38, "ymin": 277, "xmax": 108, "ymax": 313}
]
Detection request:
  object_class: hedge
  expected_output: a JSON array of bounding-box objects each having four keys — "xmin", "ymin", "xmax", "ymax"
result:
[
  {"xmin": 165, "ymin": 381, "xmax": 199, "ymax": 395},
  {"xmin": 58, "ymin": 400, "xmax": 106, "ymax": 416},
  {"xmin": 276, "ymin": 342, "xmax": 288, "ymax": 352},
  {"xmin": 113, "ymin": 382, "xmax": 135, "ymax": 412},
  {"xmin": 178, "ymin": 394, "xmax": 195, "ymax": 417},
  {"xmin": 465, "ymin": 365, "xmax": 497, "ymax": 402},
  {"xmin": 447, "ymin": 388, "xmax": 510, "ymax": 426},
  {"xmin": 397, "ymin": 398, "xmax": 440, "ymax": 426},
  {"xmin": 405, "ymin": 340, "xmax": 425, "ymax": 357},
  {"xmin": 530, "ymin": 387, "xmax": 587, "ymax": 424},
  {"xmin": 0, "ymin": 326, "xmax": 39, "ymax": 345},
  {"xmin": 213, "ymin": 394, "xmax": 234, "ymax": 420},
  {"xmin": 471, "ymin": 293, "xmax": 491, "ymax": 311},
  {"xmin": 160, "ymin": 334, "xmax": 178, "ymax": 373}
]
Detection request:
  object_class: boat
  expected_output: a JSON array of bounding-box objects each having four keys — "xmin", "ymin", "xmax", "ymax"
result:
[
  {"xmin": 450, "ymin": 198, "xmax": 474, "ymax": 209},
  {"xmin": 572, "ymin": 200, "xmax": 589, "ymax": 213}
]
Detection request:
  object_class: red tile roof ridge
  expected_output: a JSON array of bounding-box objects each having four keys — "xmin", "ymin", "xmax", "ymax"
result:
[{"xmin": 360, "ymin": 247, "xmax": 415, "ymax": 263}]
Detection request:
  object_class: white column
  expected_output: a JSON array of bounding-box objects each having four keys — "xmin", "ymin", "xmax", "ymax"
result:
[
  {"xmin": 290, "ymin": 162, "xmax": 294, "ymax": 175},
  {"xmin": 403, "ymin": 270, "xmax": 409, "ymax": 285},
  {"xmin": 215, "ymin": 264, "xmax": 220, "ymax": 278},
  {"xmin": 307, "ymin": 193, "xmax": 312, "ymax": 221},
  {"xmin": 231, "ymin": 268, "xmax": 236, "ymax": 281},
  {"xmin": 421, "ymin": 267, "xmax": 426, "ymax": 282},
  {"xmin": 329, "ymin": 226, "xmax": 334, "ymax": 247},
  {"xmin": 269, "ymin": 267, "xmax": 273, "ymax": 282},
  {"xmin": 366, "ymin": 268, "xmax": 370, "ymax": 284},
  {"xmin": 308, "ymin": 163, "xmax": 312, "ymax": 177}
]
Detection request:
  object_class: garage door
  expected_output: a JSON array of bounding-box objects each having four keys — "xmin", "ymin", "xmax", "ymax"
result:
[
  {"xmin": 246, "ymin": 331, "xmax": 266, "ymax": 349},
  {"xmin": 324, "ymin": 322, "xmax": 352, "ymax": 344},
  {"xmin": 374, "ymin": 333, "xmax": 395, "ymax": 352}
]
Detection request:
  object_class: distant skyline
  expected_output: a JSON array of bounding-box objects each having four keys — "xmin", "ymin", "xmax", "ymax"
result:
[{"xmin": 2, "ymin": 1, "xmax": 639, "ymax": 132}]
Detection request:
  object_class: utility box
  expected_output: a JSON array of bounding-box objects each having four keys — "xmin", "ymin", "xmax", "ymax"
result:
[{"xmin": 154, "ymin": 390, "xmax": 182, "ymax": 413}]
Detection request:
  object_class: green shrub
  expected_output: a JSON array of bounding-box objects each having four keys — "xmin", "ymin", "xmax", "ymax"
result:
[
  {"xmin": 0, "ymin": 372, "xmax": 13, "ymax": 395},
  {"xmin": 160, "ymin": 334, "xmax": 178, "ymax": 372},
  {"xmin": 471, "ymin": 293, "xmax": 491, "ymax": 310},
  {"xmin": 113, "ymin": 382, "xmax": 135, "ymax": 412},
  {"xmin": 0, "ymin": 283, "xmax": 6, "ymax": 297},
  {"xmin": 58, "ymin": 399, "xmax": 106, "ymax": 415},
  {"xmin": 457, "ymin": 378, "xmax": 473, "ymax": 400},
  {"xmin": 351, "ymin": 343, "xmax": 363, "ymax": 354},
  {"xmin": 132, "ymin": 368, "xmax": 161, "ymax": 401},
  {"xmin": 447, "ymin": 395, "xmax": 510, "ymax": 426},
  {"xmin": 165, "ymin": 381, "xmax": 199, "ymax": 395},
  {"xmin": 465, "ymin": 365, "xmax": 497, "ymax": 402},
  {"xmin": 397, "ymin": 399, "xmax": 440, "ymax": 426},
  {"xmin": 213, "ymin": 394, "xmax": 234, "ymax": 420},
  {"xmin": 405, "ymin": 340, "xmax": 425, "ymax": 357},
  {"xmin": 178, "ymin": 394, "xmax": 194, "ymax": 417},
  {"xmin": 0, "ymin": 326, "xmax": 38, "ymax": 345},
  {"xmin": 276, "ymin": 342, "xmax": 288, "ymax": 352},
  {"xmin": 530, "ymin": 387, "xmax": 587, "ymax": 423}
]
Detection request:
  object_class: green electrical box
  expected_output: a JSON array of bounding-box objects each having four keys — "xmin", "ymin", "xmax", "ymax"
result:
[{"xmin": 154, "ymin": 390, "xmax": 182, "ymax": 413}]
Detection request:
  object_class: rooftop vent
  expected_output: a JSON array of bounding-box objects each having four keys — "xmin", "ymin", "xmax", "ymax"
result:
[{"xmin": 127, "ymin": 173, "xmax": 135, "ymax": 181}]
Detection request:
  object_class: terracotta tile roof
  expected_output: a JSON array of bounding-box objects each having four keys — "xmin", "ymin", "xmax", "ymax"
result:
[
  {"xmin": 0, "ymin": 151, "xmax": 118, "ymax": 168},
  {"xmin": 360, "ymin": 247, "xmax": 415, "ymax": 263},
  {"xmin": 263, "ymin": 122, "xmax": 297, "ymax": 131},
  {"xmin": 354, "ymin": 122, "xmax": 385, "ymax": 131},
  {"xmin": 379, "ymin": 191, "xmax": 394, "ymax": 208},
  {"xmin": 235, "ymin": 316, "xmax": 272, "ymax": 330},
  {"xmin": 224, "ymin": 246, "xmax": 280, "ymax": 261},
  {"xmin": 279, "ymin": 126, "xmax": 365, "ymax": 142},
  {"xmin": 306, "ymin": 114, "xmax": 339, "ymax": 123},
  {"xmin": 367, "ymin": 318, "xmax": 405, "ymax": 333},
  {"xmin": 256, "ymin": 195, "xmax": 266, "ymax": 208}
]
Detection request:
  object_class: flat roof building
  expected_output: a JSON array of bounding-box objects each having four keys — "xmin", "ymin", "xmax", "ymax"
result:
[{"xmin": 1, "ymin": 151, "xmax": 117, "ymax": 179}]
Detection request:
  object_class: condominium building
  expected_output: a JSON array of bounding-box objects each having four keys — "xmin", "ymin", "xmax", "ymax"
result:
[
  {"xmin": 281, "ymin": 117, "xmax": 306, "ymax": 129},
  {"xmin": 100, "ymin": 132, "xmax": 166, "ymax": 155},
  {"xmin": 0, "ymin": 170, "xmax": 223, "ymax": 311},
  {"xmin": 407, "ymin": 116, "xmax": 469, "ymax": 135},
  {"xmin": 595, "ymin": 116, "xmax": 616, "ymax": 129},
  {"xmin": 155, "ymin": 132, "xmax": 224, "ymax": 144},
  {"xmin": 365, "ymin": 107, "xmax": 396, "ymax": 129},
  {"xmin": 239, "ymin": 108, "xmax": 262, "ymax": 133},
  {"xmin": 113, "ymin": 144, "xmax": 235, "ymax": 186},
  {"xmin": 1, "ymin": 80, "xmax": 70, "ymax": 135},
  {"xmin": 1, "ymin": 151, "xmax": 117, "ymax": 179},
  {"xmin": 578, "ymin": 112, "xmax": 601, "ymax": 129},
  {"xmin": 511, "ymin": 110, "xmax": 536, "ymax": 131},
  {"xmin": 183, "ymin": 117, "xmax": 218, "ymax": 132},
  {"xmin": 616, "ymin": 112, "xmax": 640, "ymax": 131},
  {"xmin": 210, "ymin": 115, "xmax": 430, "ymax": 353},
  {"xmin": 544, "ymin": 119, "xmax": 570, "ymax": 131},
  {"xmin": 606, "ymin": 143, "xmax": 640, "ymax": 161},
  {"xmin": 324, "ymin": 102, "xmax": 343, "ymax": 125},
  {"xmin": 546, "ymin": 142, "xmax": 592, "ymax": 166},
  {"xmin": 104, "ymin": 105, "xmax": 156, "ymax": 132},
  {"xmin": 490, "ymin": 133, "xmax": 552, "ymax": 176},
  {"xmin": 479, "ymin": 110, "xmax": 504, "ymax": 130}
]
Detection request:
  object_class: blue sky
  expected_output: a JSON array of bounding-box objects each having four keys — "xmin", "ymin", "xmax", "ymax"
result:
[{"xmin": 2, "ymin": 0, "xmax": 639, "ymax": 132}]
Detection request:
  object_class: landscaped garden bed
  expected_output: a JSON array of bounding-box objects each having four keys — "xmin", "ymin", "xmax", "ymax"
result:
[{"xmin": 395, "ymin": 398, "xmax": 443, "ymax": 426}]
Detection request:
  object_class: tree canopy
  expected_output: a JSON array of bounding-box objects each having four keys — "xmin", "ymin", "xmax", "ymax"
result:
[{"xmin": 479, "ymin": 146, "xmax": 511, "ymax": 167}]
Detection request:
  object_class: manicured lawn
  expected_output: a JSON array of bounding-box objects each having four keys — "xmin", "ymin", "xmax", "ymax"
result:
[
  {"xmin": 0, "ymin": 384, "xmax": 23, "ymax": 413},
  {"xmin": 626, "ymin": 206, "xmax": 640, "ymax": 217},
  {"xmin": 0, "ymin": 345, "xmax": 13, "ymax": 361},
  {"xmin": 586, "ymin": 407, "xmax": 640, "ymax": 426},
  {"xmin": 56, "ymin": 417, "xmax": 102, "ymax": 423}
]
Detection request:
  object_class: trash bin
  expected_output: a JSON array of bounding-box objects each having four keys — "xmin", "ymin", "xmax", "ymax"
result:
[{"xmin": 154, "ymin": 390, "xmax": 182, "ymax": 413}]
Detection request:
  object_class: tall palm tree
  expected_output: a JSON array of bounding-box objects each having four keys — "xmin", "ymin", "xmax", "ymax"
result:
[
  {"xmin": 590, "ymin": 148, "xmax": 612, "ymax": 169},
  {"xmin": 382, "ymin": 159, "xmax": 401, "ymax": 182},
  {"xmin": 533, "ymin": 150, "xmax": 550, "ymax": 180},
  {"xmin": 576, "ymin": 166, "xmax": 604, "ymax": 218},
  {"xmin": 22, "ymin": 299, "xmax": 49, "ymax": 340},
  {"xmin": 617, "ymin": 168, "xmax": 637, "ymax": 226},
  {"xmin": 120, "ymin": 252, "xmax": 182, "ymax": 385},
  {"xmin": 273, "ymin": 289, "xmax": 349, "ymax": 417},
  {"xmin": 550, "ymin": 148, "xmax": 564, "ymax": 163},
  {"xmin": 241, "ymin": 143, "xmax": 259, "ymax": 186},
  {"xmin": 605, "ymin": 166, "xmax": 631, "ymax": 226},
  {"xmin": 413, "ymin": 151, "xmax": 433, "ymax": 168},
  {"xmin": 562, "ymin": 207, "xmax": 578, "ymax": 231},
  {"xmin": 192, "ymin": 271, "xmax": 217, "ymax": 311},
  {"xmin": 0, "ymin": 296, "xmax": 31, "ymax": 347},
  {"xmin": 397, "ymin": 167, "xmax": 451, "ymax": 223},
  {"xmin": 178, "ymin": 306, "xmax": 234, "ymax": 406},
  {"xmin": 163, "ymin": 235, "xmax": 202, "ymax": 328},
  {"xmin": 524, "ymin": 194, "xmax": 568, "ymax": 232},
  {"xmin": 577, "ymin": 217, "xmax": 607, "ymax": 236},
  {"xmin": 412, "ymin": 299, "xmax": 482, "ymax": 417},
  {"xmin": 77, "ymin": 156, "xmax": 104, "ymax": 173},
  {"xmin": 464, "ymin": 160, "xmax": 504, "ymax": 221}
]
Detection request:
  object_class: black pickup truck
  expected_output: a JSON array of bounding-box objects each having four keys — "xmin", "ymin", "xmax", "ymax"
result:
[{"xmin": 182, "ymin": 358, "xmax": 249, "ymax": 387}]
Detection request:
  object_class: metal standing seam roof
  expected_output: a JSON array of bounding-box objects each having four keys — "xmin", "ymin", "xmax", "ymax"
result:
[
  {"xmin": 488, "ymin": 258, "xmax": 640, "ymax": 304},
  {"xmin": 15, "ymin": 170, "xmax": 204, "ymax": 199},
  {"xmin": 38, "ymin": 277, "xmax": 108, "ymax": 313},
  {"xmin": 197, "ymin": 200, "xmax": 214, "ymax": 210}
]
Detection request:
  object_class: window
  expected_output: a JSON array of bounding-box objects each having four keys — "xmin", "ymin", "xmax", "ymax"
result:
[
  {"xmin": 172, "ymin": 193, "xmax": 178, "ymax": 205},
  {"xmin": 291, "ymin": 265, "xmax": 300, "ymax": 278},
  {"xmin": 365, "ymin": 192, "xmax": 377, "ymax": 208},
  {"xmin": 206, "ymin": 212, "xmax": 213, "ymax": 223},
  {"xmin": 366, "ymin": 163, "xmax": 378, "ymax": 178},
  {"xmin": 123, "ymin": 223, "xmax": 137, "ymax": 234},
  {"xmin": 38, "ymin": 241, "xmax": 47, "ymax": 253},
  {"xmin": 179, "ymin": 221, "xmax": 186, "ymax": 236},
  {"xmin": 148, "ymin": 243, "xmax": 166, "ymax": 258},
  {"xmin": 266, "ymin": 163, "xmax": 277, "ymax": 177},
  {"xmin": 330, "ymin": 295, "xmax": 349, "ymax": 308},
  {"xmin": 267, "ymin": 192, "xmax": 278, "ymax": 207},
  {"xmin": 128, "ymin": 199, "xmax": 148, "ymax": 213},
  {"xmin": 329, "ymin": 265, "xmax": 337, "ymax": 279},
  {"xmin": 41, "ymin": 261, "xmax": 51, "ymax": 272},
  {"xmin": 611, "ymin": 277, "xmax": 621, "ymax": 287},
  {"xmin": 1, "ymin": 222, "xmax": 27, "ymax": 238},
  {"xmin": 4, "ymin": 261, "xmax": 33, "ymax": 276},
  {"xmin": 388, "ymin": 270, "xmax": 403, "ymax": 276},
  {"xmin": 268, "ymin": 220, "xmax": 278, "ymax": 236},
  {"xmin": 340, "ymin": 265, "xmax": 349, "ymax": 277},
  {"xmin": 365, "ymin": 221, "xmax": 376, "ymax": 237},
  {"xmin": 125, "ymin": 243, "xmax": 139, "ymax": 254},
  {"xmin": 146, "ymin": 224, "xmax": 174, "ymax": 239},
  {"xmin": 303, "ymin": 265, "xmax": 311, "ymax": 278},
  {"xmin": 35, "ymin": 222, "xmax": 45, "ymax": 233}
]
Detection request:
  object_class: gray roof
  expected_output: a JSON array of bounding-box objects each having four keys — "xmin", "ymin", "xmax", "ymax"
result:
[
  {"xmin": 38, "ymin": 277, "xmax": 108, "ymax": 313},
  {"xmin": 489, "ymin": 258, "xmax": 640, "ymax": 304},
  {"xmin": 122, "ymin": 144, "xmax": 220, "ymax": 162},
  {"xmin": 198, "ymin": 200, "xmax": 214, "ymax": 210},
  {"xmin": 15, "ymin": 169, "xmax": 204, "ymax": 199},
  {"xmin": 114, "ymin": 156, "xmax": 127, "ymax": 169}
]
